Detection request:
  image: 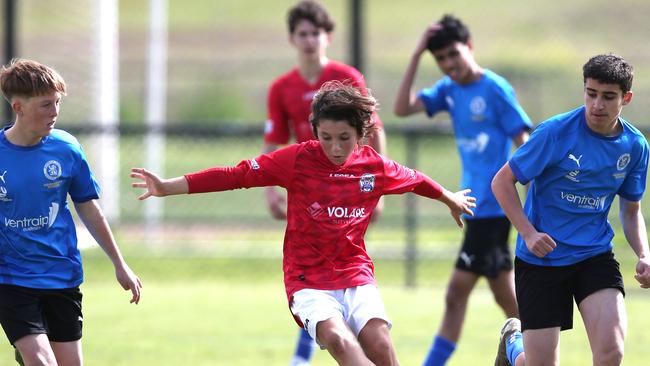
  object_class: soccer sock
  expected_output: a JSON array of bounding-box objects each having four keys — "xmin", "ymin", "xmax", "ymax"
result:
[
  {"xmin": 291, "ymin": 328, "xmax": 315, "ymax": 365},
  {"xmin": 505, "ymin": 331, "xmax": 524, "ymax": 366},
  {"xmin": 422, "ymin": 335, "xmax": 456, "ymax": 366}
]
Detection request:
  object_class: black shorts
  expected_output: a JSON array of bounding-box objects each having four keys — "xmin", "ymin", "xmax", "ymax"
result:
[
  {"xmin": 515, "ymin": 251, "xmax": 624, "ymax": 331},
  {"xmin": 455, "ymin": 216, "xmax": 513, "ymax": 278},
  {"xmin": 0, "ymin": 285, "xmax": 83, "ymax": 345}
]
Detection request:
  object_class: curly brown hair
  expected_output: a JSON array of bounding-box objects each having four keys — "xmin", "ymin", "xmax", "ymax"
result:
[{"xmin": 309, "ymin": 80, "xmax": 377, "ymax": 140}]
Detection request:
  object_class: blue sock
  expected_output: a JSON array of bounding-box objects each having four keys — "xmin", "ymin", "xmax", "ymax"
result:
[
  {"xmin": 293, "ymin": 328, "xmax": 315, "ymax": 362},
  {"xmin": 422, "ymin": 335, "xmax": 456, "ymax": 366},
  {"xmin": 505, "ymin": 331, "xmax": 524, "ymax": 366}
]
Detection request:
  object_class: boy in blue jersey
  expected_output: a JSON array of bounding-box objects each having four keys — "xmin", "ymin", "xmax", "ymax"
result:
[
  {"xmin": 394, "ymin": 14, "xmax": 531, "ymax": 366},
  {"xmin": 491, "ymin": 53, "xmax": 650, "ymax": 366},
  {"xmin": 0, "ymin": 59, "xmax": 142, "ymax": 366}
]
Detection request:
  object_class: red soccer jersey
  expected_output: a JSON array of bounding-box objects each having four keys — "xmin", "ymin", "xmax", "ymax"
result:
[
  {"xmin": 185, "ymin": 141, "xmax": 442, "ymax": 301},
  {"xmin": 264, "ymin": 60, "xmax": 383, "ymax": 145}
]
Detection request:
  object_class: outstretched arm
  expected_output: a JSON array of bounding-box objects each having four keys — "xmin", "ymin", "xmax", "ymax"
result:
[
  {"xmin": 74, "ymin": 199, "xmax": 142, "ymax": 304},
  {"xmin": 492, "ymin": 163, "xmax": 556, "ymax": 257},
  {"xmin": 435, "ymin": 188, "xmax": 476, "ymax": 228},
  {"xmin": 393, "ymin": 23, "xmax": 439, "ymax": 117},
  {"xmin": 619, "ymin": 197, "xmax": 650, "ymax": 288},
  {"xmin": 130, "ymin": 168, "xmax": 189, "ymax": 200},
  {"xmin": 409, "ymin": 174, "xmax": 476, "ymax": 228}
]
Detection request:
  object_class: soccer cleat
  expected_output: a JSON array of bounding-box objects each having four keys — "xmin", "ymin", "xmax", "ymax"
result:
[{"xmin": 494, "ymin": 317, "xmax": 521, "ymax": 366}]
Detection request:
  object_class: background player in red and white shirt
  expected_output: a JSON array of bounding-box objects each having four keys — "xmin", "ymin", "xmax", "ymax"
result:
[
  {"xmin": 131, "ymin": 81, "xmax": 475, "ymax": 366},
  {"xmin": 264, "ymin": 0, "xmax": 387, "ymax": 222}
]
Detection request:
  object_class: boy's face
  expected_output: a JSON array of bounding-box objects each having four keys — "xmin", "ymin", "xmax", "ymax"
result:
[
  {"xmin": 13, "ymin": 91, "xmax": 62, "ymax": 138},
  {"xmin": 316, "ymin": 118, "xmax": 359, "ymax": 165},
  {"xmin": 431, "ymin": 41, "xmax": 475, "ymax": 84},
  {"xmin": 289, "ymin": 19, "xmax": 331, "ymax": 60},
  {"xmin": 583, "ymin": 78, "xmax": 632, "ymax": 134}
]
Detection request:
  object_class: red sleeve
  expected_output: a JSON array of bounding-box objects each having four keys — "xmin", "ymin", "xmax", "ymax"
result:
[
  {"xmin": 412, "ymin": 174, "xmax": 443, "ymax": 199},
  {"xmin": 185, "ymin": 144, "xmax": 299, "ymax": 193},
  {"xmin": 264, "ymin": 79, "xmax": 290, "ymax": 145},
  {"xmin": 381, "ymin": 158, "xmax": 442, "ymax": 198}
]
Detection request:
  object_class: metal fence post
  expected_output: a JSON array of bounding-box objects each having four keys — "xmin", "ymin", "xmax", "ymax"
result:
[
  {"xmin": 404, "ymin": 131, "xmax": 419, "ymax": 288},
  {"xmin": 3, "ymin": 0, "xmax": 17, "ymax": 122}
]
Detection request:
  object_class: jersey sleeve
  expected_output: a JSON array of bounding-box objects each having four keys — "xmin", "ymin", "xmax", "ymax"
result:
[
  {"xmin": 380, "ymin": 157, "xmax": 441, "ymax": 198},
  {"xmin": 618, "ymin": 137, "xmax": 649, "ymax": 201},
  {"xmin": 493, "ymin": 82, "xmax": 532, "ymax": 136},
  {"xmin": 417, "ymin": 79, "xmax": 448, "ymax": 117},
  {"xmin": 68, "ymin": 143, "xmax": 101, "ymax": 202},
  {"xmin": 264, "ymin": 80, "xmax": 291, "ymax": 145},
  {"xmin": 186, "ymin": 144, "xmax": 298, "ymax": 193},
  {"xmin": 508, "ymin": 122, "xmax": 558, "ymax": 185}
]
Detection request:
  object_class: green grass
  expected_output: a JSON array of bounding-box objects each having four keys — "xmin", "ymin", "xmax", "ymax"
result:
[{"xmin": 3, "ymin": 242, "xmax": 649, "ymax": 365}]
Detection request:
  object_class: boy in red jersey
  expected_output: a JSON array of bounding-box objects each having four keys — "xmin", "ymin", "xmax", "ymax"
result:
[
  {"xmin": 131, "ymin": 81, "xmax": 475, "ymax": 365},
  {"xmin": 264, "ymin": 0, "xmax": 386, "ymax": 220},
  {"xmin": 264, "ymin": 2, "xmax": 387, "ymax": 363}
]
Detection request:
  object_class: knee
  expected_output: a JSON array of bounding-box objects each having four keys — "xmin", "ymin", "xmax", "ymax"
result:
[
  {"xmin": 363, "ymin": 337, "xmax": 396, "ymax": 366},
  {"xmin": 320, "ymin": 328, "xmax": 359, "ymax": 358},
  {"xmin": 594, "ymin": 343, "xmax": 624, "ymax": 366},
  {"xmin": 444, "ymin": 285, "xmax": 468, "ymax": 309}
]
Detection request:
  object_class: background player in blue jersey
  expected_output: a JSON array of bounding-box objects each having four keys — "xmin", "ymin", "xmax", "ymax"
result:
[
  {"xmin": 0, "ymin": 59, "xmax": 142, "ymax": 366},
  {"xmin": 393, "ymin": 14, "xmax": 531, "ymax": 366},
  {"xmin": 491, "ymin": 53, "xmax": 650, "ymax": 366}
]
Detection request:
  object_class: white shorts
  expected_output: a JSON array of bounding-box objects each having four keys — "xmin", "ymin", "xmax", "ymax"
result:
[{"xmin": 290, "ymin": 284, "xmax": 392, "ymax": 348}]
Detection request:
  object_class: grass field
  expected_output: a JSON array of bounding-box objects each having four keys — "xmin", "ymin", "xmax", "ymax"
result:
[
  {"xmin": 6, "ymin": 1, "xmax": 650, "ymax": 364},
  {"xmin": 2, "ymin": 236, "xmax": 649, "ymax": 365}
]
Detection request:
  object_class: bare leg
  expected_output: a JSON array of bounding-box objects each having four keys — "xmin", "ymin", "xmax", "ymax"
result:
[
  {"xmin": 50, "ymin": 340, "xmax": 82, "ymax": 366},
  {"xmin": 316, "ymin": 317, "xmax": 374, "ymax": 366},
  {"xmin": 14, "ymin": 334, "xmax": 57, "ymax": 366},
  {"xmin": 579, "ymin": 288, "xmax": 626, "ymax": 366},
  {"xmin": 487, "ymin": 269, "xmax": 518, "ymax": 318},
  {"xmin": 522, "ymin": 327, "xmax": 560, "ymax": 366},
  {"xmin": 358, "ymin": 318, "xmax": 399, "ymax": 366},
  {"xmin": 437, "ymin": 269, "xmax": 479, "ymax": 342}
]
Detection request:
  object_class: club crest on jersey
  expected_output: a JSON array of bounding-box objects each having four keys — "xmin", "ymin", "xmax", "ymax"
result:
[
  {"xmin": 359, "ymin": 173, "xmax": 375, "ymax": 193},
  {"xmin": 470, "ymin": 96, "xmax": 486, "ymax": 121},
  {"xmin": 617, "ymin": 153, "xmax": 630, "ymax": 171},
  {"xmin": 0, "ymin": 170, "xmax": 9, "ymax": 202},
  {"xmin": 43, "ymin": 160, "xmax": 62, "ymax": 180}
]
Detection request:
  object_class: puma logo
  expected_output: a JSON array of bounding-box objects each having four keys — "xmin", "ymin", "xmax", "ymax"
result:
[
  {"xmin": 568, "ymin": 154, "xmax": 582, "ymax": 167},
  {"xmin": 460, "ymin": 251, "xmax": 475, "ymax": 267}
]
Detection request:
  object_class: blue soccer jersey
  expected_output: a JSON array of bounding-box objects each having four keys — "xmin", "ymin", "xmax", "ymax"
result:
[
  {"xmin": 0, "ymin": 128, "xmax": 100, "ymax": 288},
  {"xmin": 418, "ymin": 69, "xmax": 532, "ymax": 218},
  {"xmin": 509, "ymin": 106, "xmax": 649, "ymax": 266}
]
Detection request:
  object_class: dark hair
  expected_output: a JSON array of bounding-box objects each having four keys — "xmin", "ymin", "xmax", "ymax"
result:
[
  {"xmin": 426, "ymin": 14, "xmax": 471, "ymax": 52},
  {"xmin": 310, "ymin": 81, "xmax": 376, "ymax": 139},
  {"xmin": 0, "ymin": 58, "xmax": 67, "ymax": 102},
  {"xmin": 583, "ymin": 53, "xmax": 633, "ymax": 94},
  {"xmin": 287, "ymin": 0, "xmax": 335, "ymax": 34}
]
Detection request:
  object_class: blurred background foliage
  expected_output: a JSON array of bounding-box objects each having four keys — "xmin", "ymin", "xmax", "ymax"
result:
[{"xmin": 8, "ymin": 0, "xmax": 650, "ymax": 127}]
